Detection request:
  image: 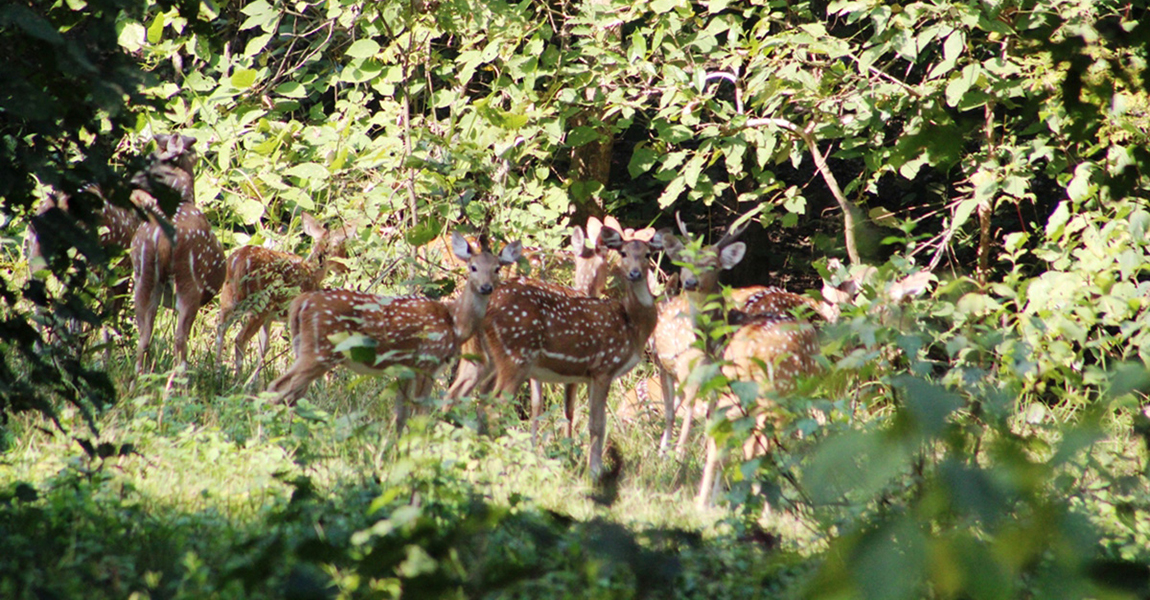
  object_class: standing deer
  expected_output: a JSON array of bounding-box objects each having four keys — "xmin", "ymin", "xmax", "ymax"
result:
[
  {"xmin": 26, "ymin": 185, "xmax": 142, "ymax": 345},
  {"xmin": 649, "ymin": 221, "xmax": 750, "ymax": 454},
  {"xmin": 693, "ymin": 312, "xmax": 821, "ymax": 508},
  {"xmin": 479, "ymin": 226, "xmax": 664, "ymax": 477},
  {"xmin": 445, "ymin": 216, "xmax": 619, "ymax": 439},
  {"xmin": 266, "ymin": 233, "xmax": 521, "ymax": 430},
  {"xmin": 215, "ymin": 213, "xmax": 356, "ymax": 378},
  {"xmin": 130, "ymin": 133, "xmax": 227, "ymax": 373}
]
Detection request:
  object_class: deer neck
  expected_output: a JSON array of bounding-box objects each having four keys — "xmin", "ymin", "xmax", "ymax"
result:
[
  {"xmin": 685, "ymin": 288, "xmax": 727, "ymax": 358},
  {"xmin": 451, "ymin": 283, "xmax": 490, "ymax": 346},
  {"xmin": 303, "ymin": 243, "xmax": 331, "ymax": 284},
  {"xmin": 623, "ymin": 276, "xmax": 659, "ymax": 344}
]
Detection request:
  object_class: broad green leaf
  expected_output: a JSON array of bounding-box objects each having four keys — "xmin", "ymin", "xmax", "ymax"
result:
[
  {"xmin": 952, "ymin": 197, "xmax": 981, "ymax": 232},
  {"xmin": 274, "ymin": 81, "xmax": 307, "ymax": 98},
  {"xmin": 650, "ymin": 0, "xmax": 681, "ymax": 14},
  {"xmin": 683, "ymin": 154, "xmax": 706, "ymax": 188},
  {"xmin": 345, "ymin": 39, "xmax": 380, "ymax": 59},
  {"xmin": 658, "ymin": 177, "xmax": 686, "ymax": 208},
  {"xmin": 244, "ymin": 33, "xmax": 272, "ymax": 57},
  {"xmin": 285, "ymin": 162, "xmax": 330, "ymax": 182},
  {"xmin": 1067, "ymin": 163, "xmax": 1095, "ymax": 202},
  {"xmin": 117, "ymin": 20, "xmax": 146, "ymax": 52},
  {"xmin": 232, "ymin": 197, "xmax": 266, "ymax": 225},
  {"xmin": 567, "ymin": 126, "xmax": 601, "ymax": 147},
  {"xmin": 706, "ymin": 0, "xmax": 730, "ymax": 13},
  {"xmin": 804, "ymin": 430, "xmax": 911, "ymax": 505},
  {"xmin": 629, "ymin": 145, "xmax": 658, "ymax": 177},
  {"xmin": 945, "ymin": 65, "xmax": 979, "ymax": 107},
  {"xmin": 230, "ymin": 68, "xmax": 258, "ymax": 89},
  {"xmin": 146, "ymin": 12, "xmax": 165, "ymax": 44}
]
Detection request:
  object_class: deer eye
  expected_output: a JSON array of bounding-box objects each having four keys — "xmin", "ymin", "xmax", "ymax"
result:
[{"xmin": 470, "ymin": 265, "xmax": 478, "ymax": 272}]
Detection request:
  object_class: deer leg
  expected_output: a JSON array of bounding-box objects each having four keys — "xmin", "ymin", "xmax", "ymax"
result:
[
  {"xmin": 133, "ymin": 248, "xmax": 163, "ymax": 374},
  {"xmin": 231, "ymin": 314, "xmax": 265, "ymax": 377},
  {"xmin": 253, "ymin": 322, "xmax": 271, "ymax": 380},
  {"xmin": 563, "ymin": 383, "xmax": 578, "ymax": 439},
  {"xmin": 488, "ymin": 360, "xmax": 530, "ymax": 436},
  {"xmin": 446, "ymin": 357, "xmax": 484, "ymax": 400},
  {"xmin": 267, "ymin": 355, "xmax": 328, "ymax": 405},
  {"xmin": 529, "ymin": 379, "xmax": 544, "ymax": 446},
  {"xmin": 695, "ymin": 396, "xmax": 722, "ymax": 509},
  {"xmin": 173, "ymin": 288, "xmax": 199, "ymax": 371},
  {"xmin": 587, "ymin": 378, "xmax": 610, "ymax": 479},
  {"xmin": 675, "ymin": 377, "xmax": 702, "ymax": 457},
  {"xmin": 657, "ymin": 366, "xmax": 676, "ymax": 454}
]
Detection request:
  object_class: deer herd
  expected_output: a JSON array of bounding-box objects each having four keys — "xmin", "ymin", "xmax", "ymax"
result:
[{"xmin": 27, "ymin": 133, "xmax": 909, "ymax": 509}]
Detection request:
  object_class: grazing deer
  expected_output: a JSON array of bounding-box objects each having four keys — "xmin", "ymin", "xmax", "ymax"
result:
[
  {"xmin": 130, "ymin": 133, "xmax": 227, "ymax": 373},
  {"xmin": 215, "ymin": 213, "xmax": 356, "ymax": 379},
  {"xmin": 266, "ymin": 233, "xmax": 521, "ymax": 430},
  {"xmin": 479, "ymin": 226, "xmax": 664, "ymax": 476}
]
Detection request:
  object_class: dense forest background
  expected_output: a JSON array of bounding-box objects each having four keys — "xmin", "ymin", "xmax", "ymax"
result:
[{"xmin": 3, "ymin": 0, "xmax": 1150, "ymax": 597}]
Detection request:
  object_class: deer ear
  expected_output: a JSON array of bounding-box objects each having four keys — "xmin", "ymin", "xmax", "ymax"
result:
[
  {"xmin": 586, "ymin": 216, "xmax": 603, "ymax": 246},
  {"xmin": 719, "ymin": 242, "xmax": 746, "ymax": 270},
  {"xmin": 598, "ymin": 226, "xmax": 623, "ymax": 250},
  {"xmin": 646, "ymin": 229, "xmax": 666, "ymax": 251},
  {"xmin": 451, "ymin": 231, "xmax": 473, "ymax": 261},
  {"xmin": 570, "ymin": 226, "xmax": 591, "ymax": 256},
  {"xmin": 662, "ymin": 233, "xmax": 683, "ymax": 260},
  {"xmin": 301, "ymin": 213, "xmax": 325, "ymax": 239},
  {"xmin": 500, "ymin": 240, "xmax": 523, "ymax": 265}
]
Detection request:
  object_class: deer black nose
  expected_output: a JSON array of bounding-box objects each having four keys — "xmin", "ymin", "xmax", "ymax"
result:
[
  {"xmin": 479, "ymin": 283, "xmax": 494, "ymax": 295},
  {"xmin": 683, "ymin": 277, "xmax": 698, "ymax": 291},
  {"xmin": 627, "ymin": 269, "xmax": 642, "ymax": 281}
]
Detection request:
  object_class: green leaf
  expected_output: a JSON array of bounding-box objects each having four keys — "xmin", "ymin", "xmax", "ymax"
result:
[
  {"xmin": 952, "ymin": 197, "xmax": 981, "ymax": 231},
  {"xmin": 1, "ymin": 5, "xmax": 64, "ymax": 45},
  {"xmin": 1067, "ymin": 163, "xmax": 1095, "ymax": 202},
  {"xmin": 567, "ymin": 126, "xmax": 601, "ymax": 147},
  {"xmin": 945, "ymin": 64, "xmax": 980, "ymax": 108},
  {"xmin": 629, "ymin": 145, "xmax": 658, "ymax": 177},
  {"xmin": 117, "ymin": 20, "xmax": 146, "ymax": 53},
  {"xmin": 650, "ymin": 0, "xmax": 681, "ymax": 14},
  {"xmin": 244, "ymin": 33, "xmax": 272, "ymax": 57},
  {"xmin": 232, "ymin": 197, "xmax": 266, "ymax": 225},
  {"xmin": 405, "ymin": 219, "xmax": 443, "ymax": 247},
  {"xmin": 274, "ymin": 81, "xmax": 307, "ymax": 98},
  {"xmin": 657, "ymin": 177, "xmax": 686, "ymax": 209},
  {"xmin": 804, "ymin": 430, "xmax": 910, "ymax": 505},
  {"xmin": 230, "ymin": 68, "xmax": 258, "ymax": 89},
  {"xmin": 147, "ymin": 13, "xmax": 165, "ymax": 44},
  {"xmin": 345, "ymin": 39, "xmax": 380, "ymax": 59},
  {"xmin": 892, "ymin": 376, "xmax": 963, "ymax": 440},
  {"xmin": 285, "ymin": 162, "xmax": 330, "ymax": 182}
]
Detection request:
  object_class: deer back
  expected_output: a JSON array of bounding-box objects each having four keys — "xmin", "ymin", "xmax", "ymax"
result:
[
  {"xmin": 290, "ymin": 290, "xmax": 459, "ymax": 375},
  {"xmin": 722, "ymin": 314, "xmax": 820, "ymax": 395},
  {"xmin": 483, "ymin": 228, "xmax": 662, "ymax": 384},
  {"xmin": 130, "ymin": 135, "xmax": 225, "ymax": 303}
]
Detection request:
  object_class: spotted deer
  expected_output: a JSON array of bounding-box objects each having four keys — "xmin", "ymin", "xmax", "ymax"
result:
[
  {"xmin": 26, "ymin": 185, "xmax": 142, "ymax": 344},
  {"xmin": 649, "ymin": 222, "xmax": 750, "ymax": 454},
  {"xmin": 129, "ymin": 133, "xmax": 227, "ymax": 374},
  {"xmin": 445, "ymin": 216, "xmax": 619, "ymax": 440},
  {"xmin": 215, "ymin": 213, "xmax": 357, "ymax": 379},
  {"xmin": 479, "ymin": 226, "xmax": 664, "ymax": 476},
  {"xmin": 266, "ymin": 233, "xmax": 521, "ymax": 429},
  {"xmin": 693, "ymin": 312, "xmax": 821, "ymax": 508}
]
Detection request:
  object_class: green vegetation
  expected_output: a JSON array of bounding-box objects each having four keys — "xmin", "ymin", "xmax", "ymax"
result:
[{"xmin": 3, "ymin": 0, "xmax": 1150, "ymax": 597}]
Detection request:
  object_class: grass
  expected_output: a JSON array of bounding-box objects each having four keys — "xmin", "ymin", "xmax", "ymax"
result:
[{"xmin": 3, "ymin": 302, "xmax": 807, "ymax": 598}]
